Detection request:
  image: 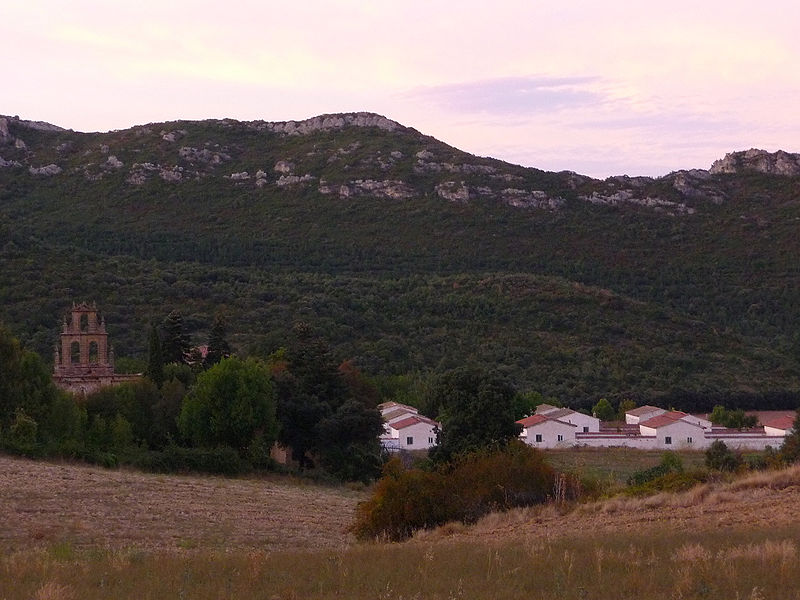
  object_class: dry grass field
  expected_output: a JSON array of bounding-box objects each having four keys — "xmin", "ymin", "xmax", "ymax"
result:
[
  {"xmin": 3, "ymin": 454, "xmax": 800, "ymax": 599},
  {"xmin": 0, "ymin": 455, "xmax": 364, "ymax": 553}
]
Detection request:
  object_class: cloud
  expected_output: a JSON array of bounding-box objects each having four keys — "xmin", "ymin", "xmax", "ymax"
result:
[{"xmin": 407, "ymin": 76, "xmax": 604, "ymax": 116}]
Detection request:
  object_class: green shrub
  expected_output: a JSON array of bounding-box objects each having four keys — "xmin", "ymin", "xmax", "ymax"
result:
[
  {"xmin": 627, "ymin": 451, "xmax": 684, "ymax": 486},
  {"xmin": 131, "ymin": 445, "xmax": 245, "ymax": 475},
  {"xmin": 352, "ymin": 442, "xmax": 576, "ymax": 541},
  {"xmin": 705, "ymin": 440, "xmax": 742, "ymax": 472},
  {"xmin": 625, "ymin": 469, "xmax": 707, "ymax": 496}
]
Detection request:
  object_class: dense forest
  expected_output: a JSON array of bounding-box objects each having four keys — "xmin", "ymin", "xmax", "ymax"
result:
[{"xmin": 1, "ymin": 113, "xmax": 799, "ymax": 411}]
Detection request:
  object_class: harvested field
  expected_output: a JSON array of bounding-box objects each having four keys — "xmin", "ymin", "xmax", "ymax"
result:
[
  {"xmin": 0, "ymin": 455, "xmax": 365, "ymax": 552},
  {"xmin": 416, "ymin": 463, "xmax": 800, "ymax": 546}
]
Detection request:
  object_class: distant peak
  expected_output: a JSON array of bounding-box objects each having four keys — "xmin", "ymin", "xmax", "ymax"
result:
[
  {"xmin": 0, "ymin": 115, "xmax": 65, "ymax": 133},
  {"xmin": 710, "ymin": 149, "xmax": 800, "ymax": 176},
  {"xmin": 260, "ymin": 112, "xmax": 402, "ymax": 135}
]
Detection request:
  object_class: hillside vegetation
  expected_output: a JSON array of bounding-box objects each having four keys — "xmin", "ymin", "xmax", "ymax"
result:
[{"xmin": 2, "ymin": 113, "xmax": 800, "ymax": 408}]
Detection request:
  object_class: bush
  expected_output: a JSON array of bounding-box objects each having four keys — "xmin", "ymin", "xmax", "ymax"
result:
[
  {"xmin": 352, "ymin": 442, "xmax": 577, "ymax": 541},
  {"xmin": 626, "ymin": 470, "xmax": 708, "ymax": 497},
  {"xmin": 627, "ymin": 451, "xmax": 683, "ymax": 486},
  {"xmin": 705, "ymin": 440, "xmax": 742, "ymax": 472},
  {"xmin": 131, "ymin": 445, "xmax": 245, "ymax": 475}
]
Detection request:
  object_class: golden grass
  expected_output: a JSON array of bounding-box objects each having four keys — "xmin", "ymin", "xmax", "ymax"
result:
[{"xmin": 4, "ymin": 454, "xmax": 800, "ymax": 599}]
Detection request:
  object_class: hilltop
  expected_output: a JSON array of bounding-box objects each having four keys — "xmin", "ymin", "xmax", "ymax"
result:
[{"xmin": 1, "ymin": 112, "xmax": 799, "ymax": 408}]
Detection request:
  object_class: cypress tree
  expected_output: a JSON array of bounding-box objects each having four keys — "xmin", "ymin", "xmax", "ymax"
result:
[{"xmin": 145, "ymin": 324, "xmax": 164, "ymax": 387}]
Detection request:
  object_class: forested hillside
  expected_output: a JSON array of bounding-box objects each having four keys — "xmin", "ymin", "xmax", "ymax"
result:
[{"xmin": 1, "ymin": 113, "xmax": 799, "ymax": 410}]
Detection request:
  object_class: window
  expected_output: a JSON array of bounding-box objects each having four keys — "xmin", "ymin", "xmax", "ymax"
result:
[
  {"xmin": 665, "ymin": 436, "xmax": 672, "ymax": 445},
  {"xmin": 583, "ymin": 426, "xmax": 589, "ymax": 433},
  {"xmin": 557, "ymin": 434, "xmax": 563, "ymax": 442},
  {"xmin": 406, "ymin": 437, "xmax": 413, "ymax": 446},
  {"xmin": 89, "ymin": 341, "xmax": 99, "ymax": 364},
  {"xmin": 70, "ymin": 341, "xmax": 80, "ymax": 364},
  {"xmin": 535, "ymin": 434, "xmax": 543, "ymax": 443},
  {"xmin": 428, "ymin": 437, "xmax": 434, "ymax": 445},
  {"xmin": 687, "ymin": 437, "xmax": 693, "ymax": 444}
]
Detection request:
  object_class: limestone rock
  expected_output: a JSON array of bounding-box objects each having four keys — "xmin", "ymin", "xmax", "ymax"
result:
[
  {"xmin": 229, "ymin": 171, "xmax": 250, "ymax": 180},
  {"xmin": 178, "ymin": 146, "xmax": 229, "ymax": 164},
  {"xmin": 276, "ymin": 174, "xmax": 314, "ymax": 186},
  {"xmin": 0, "ymin": 156, "xmax": 22, "ymax": 168},
  {"xmin": 103, "ymin": 155, "xmax": 124, "ymax": 169},
  {"xmin": 0, "ymin": 117, "xmax": 9, "ymax": 141},
  {"xmin": 710, "ymin": 149, "xmax": 800, "ymax": 176},
  {"xmin": 320, "ymin": 179, "xmax": 415, "ymax": 200},
  {"xmin": 159, "ymin": 166, "xmax": 183, "ymax": 182},
  {"xmin": 579, "ymin": 189, "xmax": 694, "ymax": 216},
  {"xmin": 672, "ymin": 170, "xmax": 725, "ymax": 204},
  {"xmin": 274, "ymin": 160, "xmax": 294, "ymax": 174},
  {"xmin": 265, "ymin": 113, "xmax": 399, "ymax": 135},
  {"xmin": 15, "ymin": 138, "xmax": 26, "ymax": 150},
  {"xmin": 435, "ymin": 181, "xmax": 470, "ymax": 203},
  {"xmin": 500, "ymin": 189, "xmax": 564, "ymax": 210},
  {"xmin": 28, "ymin": 164, "xmax": 62, "ymax": 176}
]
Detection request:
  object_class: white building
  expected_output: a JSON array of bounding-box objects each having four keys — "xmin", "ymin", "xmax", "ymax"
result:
[
  {"xmin": 517, "ymin": 414, "xmax": 577, "ymax": 449},
  {"xmin": 638, "ymin": 412, "xmax": 707, "ymax": 449},
  {"xmin": 541, "ymin": 408, "xmax": 601, "ymax": 433},
  {"xmin": 762, "ymin": 414, "xmax": 795, "ymax": 437},
  {"xmin": 625, "ymin": 405, "xmax": 666, "ymax": 425},
  {"xmin": 381, "ymin": 415, "xmax": 439, "ymax": 451}
]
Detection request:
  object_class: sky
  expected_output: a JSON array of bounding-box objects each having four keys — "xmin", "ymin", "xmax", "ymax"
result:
[{"xmin": 2, "ymin": 1, "xmax": 799, "ymax": 178}]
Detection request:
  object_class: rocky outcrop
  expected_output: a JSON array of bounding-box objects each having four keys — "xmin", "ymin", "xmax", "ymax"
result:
[
  {"xmin": 580, "ymin": 190, "xmax": 694, "ymax": 216},
  {"xmin": 28, "ymin": 164, "xmax": 62, "ymax": 176},
  {"xmin": 671, "ymin": 170, "xmax": 726, "ymax": 204},
  {"xmin": 319, "ymin": 179, "xmax": 415, "ymax": 200},
  {"xmin": 710, "ymin": 149, "xmax": 800, "ymax": 176},
  {"xmin": 0, "ymin": 117, "xmax": 10, "ymax": 142},
  {"xmin": 262, "ymin": 113, "xmax": 399, "ymax": 136},
  {"xmin": 435, "ymin": 181, "xmax": 470, "ymax": 203},
  {"xmin": 178, "ymin": 146, "xmax": 230, "ymax": 165},
  {"xmin": 500, "ymin": 189, "xmax": 564, "ymax": 210},
  {"xmin": 274, "ymin": 160, "xmax": 294, "ymax": 174},
  {"xmin": 0, "ymin": 156, "xmax": 21, "ymax": 168},
  {"xmin": 103, "ymin": 155, "xmax": 124, "ymax": 169},
  {"xmin": 126, "ymin": 163, "xmax": 183, "ymax": 184},
  {"xmin": 276, "ymin": 174, "xmax": 315, "ymax": 186}
]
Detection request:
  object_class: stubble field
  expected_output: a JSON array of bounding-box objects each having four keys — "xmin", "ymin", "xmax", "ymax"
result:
[{"xmin": 3, "ymin": 454, "xmax": 800, "ymax": 599}]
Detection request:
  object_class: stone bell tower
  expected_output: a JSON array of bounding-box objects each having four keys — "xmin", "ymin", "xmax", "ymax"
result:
[{"xmin": 52, "ymin": 302, "xmax": 139, "ymax": 395}]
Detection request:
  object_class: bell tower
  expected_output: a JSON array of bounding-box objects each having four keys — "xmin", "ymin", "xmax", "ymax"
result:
[{"xmin": 52, "ymin": 301, "xmax": 138, "ymax": 394}]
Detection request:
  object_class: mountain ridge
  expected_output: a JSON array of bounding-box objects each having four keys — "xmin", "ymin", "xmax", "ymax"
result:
[{"xmin": 1, "ymin": 111, "xmax": 799, "ymax": 408}]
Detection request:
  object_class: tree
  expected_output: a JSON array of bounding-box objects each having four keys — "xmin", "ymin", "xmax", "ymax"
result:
[
  {"xmin": 0, "ymin": 324, "xmax": 59, "ymax": 431},
  {"xmin": 179, "ymin": 357, "xmax": 278, "ymax": 456},
  {"xmin": 204, "ymin": 313, "xmax": 231, "ymax": 369},
  {"xmin": 592, "ymin": 398, "xmax": 615, "ymax": 422},
  {"xmin": 428, "ymin": 365, "xmax": 521, "ymax": 463},
  {"xmin": 709, "ymin": 405, "xmax": 758, "ymax": 429},
  {"xmin": 779, "ymin": 409, "xmax": 800, "ymax": 463},
  {"xmin": 145, "ymin": 324, "xmax": 164, "ymax": 387},
  {"xmin": 274, "ymin": 324, "xmax": 384, "ymax": 478},
  {"xmin": 316, "ymin": 399, "xmax": 385, "ymax": 482},
  {"xmin": 161, "ymin": 311, "xmax": 190, "ymax": 365},
  {"xmin": 705, "ymin": 440, "xmax": 741, "ymax": 472},
  {"xmin": 617, "ymin": 399, "xmax": 636, "ymax": 421}
]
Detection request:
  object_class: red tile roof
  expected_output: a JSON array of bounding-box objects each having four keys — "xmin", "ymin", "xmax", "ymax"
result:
[
  {"xmin": 639, "ymin": 411, "xmax": 698, "ymax": 429},
  {"xmin": 626, "ymin": 405, "xmax": 664, "ymax": 417},
  {"xmin": 760, "ymin": 414, "xmax": 796, "ymax": 430},
  {"xmin": 516, "ymin": 414, "xmax": 577, "ymax": 428},
  {"xmin": 389, "ymin": 415, "xmax": 439, "ymax": 430}
]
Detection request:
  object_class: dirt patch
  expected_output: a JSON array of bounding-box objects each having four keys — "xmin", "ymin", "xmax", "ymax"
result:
[{"xmin": 0, "ymin": 455, "xmax": 365, "ymax": 552}]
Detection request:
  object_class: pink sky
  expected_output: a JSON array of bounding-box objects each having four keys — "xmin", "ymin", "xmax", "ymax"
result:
[{"xmin": 3, "ymin": 1, "xmax": 799, "ymax": 177}]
